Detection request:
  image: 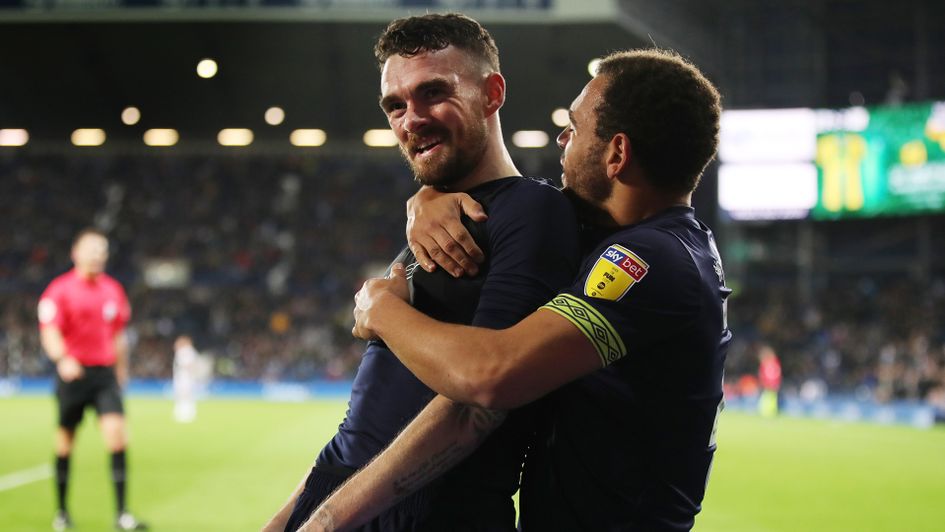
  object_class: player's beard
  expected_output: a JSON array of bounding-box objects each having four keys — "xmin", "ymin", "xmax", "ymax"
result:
[
  {"xmin": 563, "ymin": 142, "xmax": 613, "ymax": 205},
  {"xmin": 401, "ymin": 120, "xmax": 488, "ymax": 189}
]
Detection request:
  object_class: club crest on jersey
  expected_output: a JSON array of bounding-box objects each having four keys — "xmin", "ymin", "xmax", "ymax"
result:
[
  {"xmin": 583, "ymin": 244, "xmax": 649, "ymax": 301},
  {"xmin": 103, "ymin": 300, "xmax": 118, "ymax": 322}
]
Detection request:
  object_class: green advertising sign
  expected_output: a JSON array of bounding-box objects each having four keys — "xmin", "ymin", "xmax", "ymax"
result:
[{"xmin": 812, "ymin": 102, "xmax": 945, "ymax": 219}]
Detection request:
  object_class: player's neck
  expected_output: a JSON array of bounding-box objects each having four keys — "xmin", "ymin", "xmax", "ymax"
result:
[
  {"xmin": 437, "ymin": 131, "xmax": 520, "ymax": 193},
  {"xmin": 74, "ymin": 267, "xmax": 101, "ymax": 281},
  {"xmin": 604, "ymin": 188, "xmax": 691, "ymax": 227}
]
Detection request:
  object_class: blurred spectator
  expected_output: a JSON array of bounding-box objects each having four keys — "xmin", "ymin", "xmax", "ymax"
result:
[{"xmin": 725, "ymin": 274, "xmax": 945, "ymax": 411}]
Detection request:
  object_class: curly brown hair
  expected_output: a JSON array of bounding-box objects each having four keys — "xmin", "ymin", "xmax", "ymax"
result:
[
  {"xmin": 374, "ymin": 13, "xmax": 500, "ymax": 73},
  {"xmin": 594, "ymin": 49, "xmax": 721, "ymax": 194}
]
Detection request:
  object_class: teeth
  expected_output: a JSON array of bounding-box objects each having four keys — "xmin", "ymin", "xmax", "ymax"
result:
[{"xmin": 415, "ymin": 139, "xmax": 441, "ymax": 154}]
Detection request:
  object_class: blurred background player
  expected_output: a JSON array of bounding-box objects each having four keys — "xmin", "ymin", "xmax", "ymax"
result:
[
  {"xmin": 38, "ymin": 228, "xmax": 148, "ymax": 531},
  {"xmin": 173, "ymin": 335, "xmax": 199, "ymax": 423},
  {"xmin": 758, "ymin": 344, "xmax": 782, "ymax": 417}
]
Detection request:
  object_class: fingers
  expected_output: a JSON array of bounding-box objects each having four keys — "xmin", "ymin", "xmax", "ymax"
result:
[
  {"xmin": 411, "ymin": 229, "xmax": 479, "ymax": 277},
  {"xmin": 412, "ymin": 233, "xmax": 464, "ymax": 277},
  {"xmin": 458, "ymin": 194, "xmax": 488, "ymax": 222},
  {"xmin": 405, "ymin": 189, "xmax": 485, "ymax": 277},
  {"xmin": 442, "ymin": 218, "xmax": 484, "ymax": 269},
  {"xmin": 390, "ymin": 262, "xmax": 407, "ymax": 279},
  {"xmin": 410, "ymin": 244, "xmax": 435, "ymax": 273}
]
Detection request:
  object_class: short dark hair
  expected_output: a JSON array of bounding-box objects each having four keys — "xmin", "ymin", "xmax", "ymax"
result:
[
  {"xmin": 594, "ymin": 49, "xmax": 721, "ymax": 194},
  {"xmin": 374, "ymin": 13, "xmax": 500, "ymax": 73}
]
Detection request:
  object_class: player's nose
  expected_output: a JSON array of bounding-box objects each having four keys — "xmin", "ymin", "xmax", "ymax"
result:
[
  {"xmin": 556, "ymin": 127, "xmax": 571, "ymax": 149},
  {"xmin": 403, "ymin": 102, "xmax": 431, "ymax": 135}
]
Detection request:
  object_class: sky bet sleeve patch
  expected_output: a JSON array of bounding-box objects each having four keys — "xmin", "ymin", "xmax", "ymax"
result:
[
  {"xmin": 584, "ymin": 244, "xmax": 649, "ymax": 301},
  {"xmin": 542, "ymin": 293, "xmax": 627, "ymax": 366}
]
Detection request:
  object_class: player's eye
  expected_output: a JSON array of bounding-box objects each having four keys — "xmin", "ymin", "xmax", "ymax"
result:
[{"xmin": 384, "ymin": 102, "xmax": 406, "ymax": 117}]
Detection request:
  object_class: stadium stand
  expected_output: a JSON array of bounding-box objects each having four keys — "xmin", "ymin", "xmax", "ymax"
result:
[{"xmin": 0, "ymin": 152, "xmax": 417, "ymax": 382}]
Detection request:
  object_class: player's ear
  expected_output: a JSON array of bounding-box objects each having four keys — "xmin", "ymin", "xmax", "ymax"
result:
[
  {"xmin": 482, "ymin": 72, "xmax": 506, "ymax": 117},
  {"xmin": 605, "ymin": 132, "xmax": 632, "ymax": 179}
]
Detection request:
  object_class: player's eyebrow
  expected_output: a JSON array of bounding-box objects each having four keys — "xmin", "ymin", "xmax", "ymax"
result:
[
  {"xmin": 379, "ymin": 93, "xmax": 399, "ymax": 112},
  {"xmin": 568, "ymin": 109, "xmax": 577, "ymax": 128},
  {"xmin": 414, "ymin": 78, "xmax": 452, "ymax": 95},
  {"xmin": 379, "ymin": 77, "xmax": 453, "ymax": 111}
]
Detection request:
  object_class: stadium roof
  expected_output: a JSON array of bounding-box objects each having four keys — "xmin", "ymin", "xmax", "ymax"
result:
[{"xmin": 2, "ymin": 0, "xmax": 943, "ymax": 149}]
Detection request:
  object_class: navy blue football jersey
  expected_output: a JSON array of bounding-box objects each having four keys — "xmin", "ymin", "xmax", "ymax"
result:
[
  {"xmin": 317, "ymin": 176, "xmax": 581, "ymax": 528},
  {"xmin": 520, "ymin": 206, "xmax": 732, "ymax": 532}
]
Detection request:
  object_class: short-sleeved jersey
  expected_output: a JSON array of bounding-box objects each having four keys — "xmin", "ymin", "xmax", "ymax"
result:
[
  {"xmin": 521, "ymin": 206, "xmax": 732, "ymax": 532},
  {"xmin": 318, "ymin": 177, "xmax": 581, "ymax": 525},
  {"xmin": 38, "ymin": 269, "xmax": 131, "ymax": 367}
]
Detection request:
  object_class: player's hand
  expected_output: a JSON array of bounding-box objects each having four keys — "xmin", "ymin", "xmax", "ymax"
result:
[
  {"xmin": 56, "ymin": 357, "xmax": 84, "ymax": 382},
  {"xmin": 406, "ymin": 186, "xmax": 486, "ymax": 278},
  {"xmin": 353, "ymin": 263, "xmax": 410, "ymax": 340},
  {"xmin": 116, "ymin": 367, "xmax": 129, "ymax": 389}
]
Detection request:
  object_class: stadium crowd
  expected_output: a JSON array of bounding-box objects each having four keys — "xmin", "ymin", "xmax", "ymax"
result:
[
  {"xmin": 725, "ymin": 274, "xmax": 945, "ymax": 412},
  {"xmin": 0, "ymin": 152, "xmax": 415, "ymax": 382},
  {"xmin": 1, "ymin": 152, "xmax": 943, "ymax": 414}
]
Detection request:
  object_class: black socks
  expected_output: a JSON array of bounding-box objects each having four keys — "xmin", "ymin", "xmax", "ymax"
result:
[
  {"xmin": 111, "ymin": 450, "xmax": 127, "ymax": 514},
  {"xmin": 55, "ymin": 455, "xmax": 70, "ymax": 512}
]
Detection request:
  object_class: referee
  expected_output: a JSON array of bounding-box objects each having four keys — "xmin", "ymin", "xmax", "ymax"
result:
[{"xmin": 38, "ymin": 228, "xmax": 147, "ymax": 531}]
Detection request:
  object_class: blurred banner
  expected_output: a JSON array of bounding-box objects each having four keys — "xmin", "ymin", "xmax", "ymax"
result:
[
  {"xmin": 719, "ymin": 101, "xmax": 945, "ymax": 221},
  {"xmin": 812, "ymin": 102, "xmax": 945, "ymax": 219}
]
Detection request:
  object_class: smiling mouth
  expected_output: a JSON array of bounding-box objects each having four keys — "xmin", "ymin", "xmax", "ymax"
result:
[{"xmin": 414, "ymin": 139, "xmax": 443, "ymax": 156}]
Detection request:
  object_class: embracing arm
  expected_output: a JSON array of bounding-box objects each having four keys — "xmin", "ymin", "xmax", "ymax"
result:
[
  {"xmin": 353, "ymin": 267, "xmax": 602, "ymax": 411},
  {"xmin": 297, "ymin": 395, "xmax": 506, "ymax": 532},
  {"xmin": 405, "ymin": 186, "xmax": 487, "ymax": 277},
  {"xmin": 261, "ymin": 472, "xmax": 309, "ymax": 532}
]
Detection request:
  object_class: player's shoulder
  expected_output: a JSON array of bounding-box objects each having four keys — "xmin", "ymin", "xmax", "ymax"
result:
[
  {"xmin": 487, "ymin": 176, "xmax": 573, "ymax": 220},
  {"xmin": 502, "ymin": 176, "xmax": 565, "ymax": 201},
  {"xmin": 605, "ymin": 225, "xmax": 690, "ymax": 263},
  {"xmin": 98, "ymin": 273, "xmax": 127, "ymax": 293},
  {"xmin": 616, "ymin": 209, "xmax": 703, "ymax": 263},
  {"xmin": 583, "ymin": 224, "xmax": 700, "ymax": 298},
  {"xmin": 42, "ymin": 270, "xmax": 75, "ymax": 296}
]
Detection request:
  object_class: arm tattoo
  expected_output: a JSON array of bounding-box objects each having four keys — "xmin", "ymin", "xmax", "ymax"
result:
[
  {"xmin": 310, "ymin": 503, "xmax": 336, "ymax": 531},
  {"xmin": 392, "ymin": 404, "xmax": 506, "ymax": 496}
]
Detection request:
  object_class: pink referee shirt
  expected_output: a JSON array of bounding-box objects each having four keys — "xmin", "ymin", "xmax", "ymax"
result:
[{"xmin": 38, "ymin": 269, "xmax": 131, "ymax": 367}]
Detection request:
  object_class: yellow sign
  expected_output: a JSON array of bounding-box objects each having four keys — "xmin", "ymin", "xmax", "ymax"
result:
[{"xmin": 584, "ymin": 244, "xmax": 649, "ymax": 301}]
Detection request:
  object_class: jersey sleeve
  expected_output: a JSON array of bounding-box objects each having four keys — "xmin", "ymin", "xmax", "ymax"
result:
[
  {"xmin": 38, "ymin": 280, "xmax": 66, "ymax": 330},
  {"xmin": 541, "ymin": 228, "xmax": 701, "ymax": 366},
  {"xmin": 113, "ymin": 280, "xmax": 131, "ymax": 333},
  {"xmin": 472, "ymin": 181, "xmax": 581, "ymax": 329}
]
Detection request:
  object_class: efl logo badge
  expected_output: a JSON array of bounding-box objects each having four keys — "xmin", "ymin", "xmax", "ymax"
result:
[{"xmin": 584, "ymin": 244, "xmax": 649, "ymax": 301}]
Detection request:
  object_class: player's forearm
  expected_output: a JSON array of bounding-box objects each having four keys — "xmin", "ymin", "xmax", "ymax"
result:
[
  {"xmin": 371, "ymin": 296, "xmax": 603, "ymax": 410},
  {"xmin": 40, "ymin": 327, "xmax": 68, "ymax": 362},
  {"xmin": 113, "ymin": 332, "xmax": 129, "ymax": 383},
  {"xmin": 261, "ymin": 473, "xmax": 308, "ymax": 532},
  {"xmin": 369, "ymin": 293, "xmax": 510, "ymax": 408},
  {"xmin": 301, "ymin": 395, "xmax": 506, "ymax": 531}
]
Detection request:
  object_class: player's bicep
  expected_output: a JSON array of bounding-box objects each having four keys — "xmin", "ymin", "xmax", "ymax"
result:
[
  {"xmin": 489, "ymin": 308, "xmax": 604, "ymax": 409},
  {"xmin": 473, "ymin": 188, "xmax": 579, "ymax": 328},
  {"xmin": 38, "ymin": 293, "xmax": 65, "ymax": 328}
]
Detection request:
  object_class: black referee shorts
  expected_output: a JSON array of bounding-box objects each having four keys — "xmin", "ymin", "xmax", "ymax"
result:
[{"xmin": 56, "ymin": 365, "xmax": 124, "ymax": 430}]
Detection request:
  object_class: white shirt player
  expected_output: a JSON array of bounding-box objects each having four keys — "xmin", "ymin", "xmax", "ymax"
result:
[{"xmin": 173, "ymin": 336, "xmax": 200, "ymax": 423}]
